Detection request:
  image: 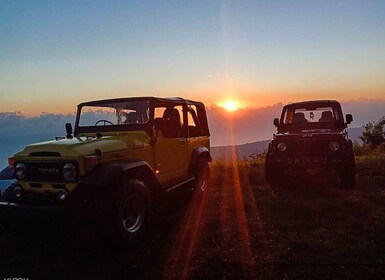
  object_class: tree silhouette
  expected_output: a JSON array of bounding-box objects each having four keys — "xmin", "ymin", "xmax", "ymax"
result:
[{"xmin": 360, "ymin": 117, "xmax": 385, "ymax": 148}]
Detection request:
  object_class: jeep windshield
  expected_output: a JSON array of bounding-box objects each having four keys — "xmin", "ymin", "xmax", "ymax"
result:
[
  {"xmin": 279, "ymin": 102, "xmax": 345, "ymax": 133},
  {"xmin": 75, "ymin": 99, "xmax": 151, "ymax": 135}
]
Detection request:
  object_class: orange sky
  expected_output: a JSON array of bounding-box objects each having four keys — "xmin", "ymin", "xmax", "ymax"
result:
[{"xmin": 2, "ymin": 88, "xmax": 384, "ymax": 117}]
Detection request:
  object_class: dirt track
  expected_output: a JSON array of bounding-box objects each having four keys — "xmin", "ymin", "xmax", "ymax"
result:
[{"xmin": 1, "ymin": 160, "xmax": 385, "ymax": 279}]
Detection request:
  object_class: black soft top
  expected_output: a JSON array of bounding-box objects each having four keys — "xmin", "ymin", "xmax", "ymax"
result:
[
  {"xmin": 78, "ymin": 96, "xmax": 205, "ymax": 108},
  {"xmin": 283, "ymin": 100, "xmax": 340, "ymax": 108},
  {"xmin": 278, "ymin": 100, "xmax": 346, "ymax": 133}
]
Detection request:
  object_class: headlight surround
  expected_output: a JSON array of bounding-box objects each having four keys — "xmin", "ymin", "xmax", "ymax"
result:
[
  {"xmin": 329, "ymin": 141, "xmax": 340, "ymax": 151},
  {"xmin": 63, "ymin": 163, "xmax": 77, "ymax": 181},
  {"xmin": 15, "ymin": 163, "xmax": 27, "ymax": 180},
  {"xmin": 277, "ymin": 142, "xmax": 287, "ymax": 152}
]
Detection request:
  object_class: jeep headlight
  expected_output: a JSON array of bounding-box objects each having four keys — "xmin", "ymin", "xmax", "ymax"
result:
[
  {"xmin": 13, "ymin": 185, "xmax": 23, "ymax": 198},
  {"xmin": 15, "ymin": 163, "xmax": 27, "ymax": 180},
  {"xmin": 63, "ymin": 163, "xmax": 76, "ymax": 181},
  {"xmin": 277, "ymin": 142, "xmax": 287, "ymax": 152},
  {"xmin": 329, "ymin": 141, "xmax": 340, "ymax": 151}
]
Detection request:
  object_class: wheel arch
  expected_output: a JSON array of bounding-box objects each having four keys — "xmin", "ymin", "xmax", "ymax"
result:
[
  {"xmin": 188, "ymin": 147, "xmax": 212, "ymax": 175},
  {"xmin": 79, "ymin": 160, "xmax": 162, "ymax": 199},
  {"xmin": 121, "ymin": 162, "xmax": 162, "ymax": 200}
]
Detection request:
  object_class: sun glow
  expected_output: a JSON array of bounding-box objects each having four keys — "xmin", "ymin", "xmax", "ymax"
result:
[{"xmin": 222, "ymin": 100, "xmax": 239, "ymax": 112}]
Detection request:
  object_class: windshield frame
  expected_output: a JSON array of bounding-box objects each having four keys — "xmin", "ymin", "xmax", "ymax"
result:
[
  {"xmin": 277, "ymin": 101, "xmax": 346, "ymax": 133},
  {"xmin": 74, "ymin": 97, "xmax": 155, "ymax": 136}
]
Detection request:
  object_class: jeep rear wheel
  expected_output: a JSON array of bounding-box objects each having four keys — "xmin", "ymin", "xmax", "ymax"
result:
[
  {"xmin": 114, "ymin": 180, "xmax": 151, "ymax": 244},
  {"xmin": 194, "ymin": 158, "xmax": 210, "ymax": 192}
]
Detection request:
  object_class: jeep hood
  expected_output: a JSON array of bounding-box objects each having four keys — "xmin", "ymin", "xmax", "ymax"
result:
[
  {"xmin": 278, "ymin": 121, "xmax": 346, "ymax": 134},
  {"xmin": 275, "ymin": 130, "xmax": 346, "ymax": 140},
  {"xmin": 14, "ymin": 132, "xmax": 151, "ymax": 157}
]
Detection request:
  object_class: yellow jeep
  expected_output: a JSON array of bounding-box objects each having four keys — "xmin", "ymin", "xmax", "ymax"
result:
[{"xmin": 1, "ymin": 97, "xmax": 211, "ymax": 243}]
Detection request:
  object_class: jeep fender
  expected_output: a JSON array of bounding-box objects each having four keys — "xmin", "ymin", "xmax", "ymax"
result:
[
  {"xmin": 79, "ymin": 160, "xmax": 161, "ymax": 199},
  {"xmin": 188, "ymin": 147, "xmax": 212, "ymax": 175}
]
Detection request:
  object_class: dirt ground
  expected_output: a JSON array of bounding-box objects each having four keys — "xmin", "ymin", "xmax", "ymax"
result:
[{"xmin": 1, "ymin": 159, "xmax": 385, "ymax": 280}]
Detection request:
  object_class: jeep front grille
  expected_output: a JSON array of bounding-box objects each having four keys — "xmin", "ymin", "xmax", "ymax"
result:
[
  {"xmin": 21, "ymin": 161, "xmax": 79, "ymax": 182},
  {"xmin": 29, "ymin": 152, "xmax": 62, "ymax": 157},
  {"xmin": 287, "ymin": 140, "xmax": 330, "ymax": 153}
]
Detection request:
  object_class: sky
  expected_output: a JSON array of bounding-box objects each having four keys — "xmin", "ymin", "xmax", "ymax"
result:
[{"xmin": 1, "ymin": 0, "xmax": 385, "ymax": 115}]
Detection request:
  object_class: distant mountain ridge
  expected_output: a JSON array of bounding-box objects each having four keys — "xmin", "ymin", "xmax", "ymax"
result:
[{"xmin": 211, "ymin": 127, "xmax": 364, "ymax": 161}]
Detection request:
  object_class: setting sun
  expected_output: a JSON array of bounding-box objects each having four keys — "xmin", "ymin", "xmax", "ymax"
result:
[{"xmin": 223, "ymin": 101, "xmax": 239, "ymax": 112}]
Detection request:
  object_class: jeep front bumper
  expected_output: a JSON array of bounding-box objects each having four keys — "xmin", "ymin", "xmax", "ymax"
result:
[
  {"xmin": 268, "ymin": 153, "xmax": 350, "ymax": 169},
  {"xmin": 0, "ymin": 200, "xmax": 83, "ymax": 224},
  {"xmin": 0, "ymin": 183, "xmax": 107, "ymax": 225}
]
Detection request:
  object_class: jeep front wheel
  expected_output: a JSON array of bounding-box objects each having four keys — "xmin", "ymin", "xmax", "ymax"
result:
[
  {"xmin": 114, "ymin": 180, "xmax": 151, "ymax": 244},
  {"xmin": 340, "ymin": 160, "xmax": 356, "ymax": 188},
  {"xmin": 265, "ymin": 156, "xmax": 282, "ymax": 187}
]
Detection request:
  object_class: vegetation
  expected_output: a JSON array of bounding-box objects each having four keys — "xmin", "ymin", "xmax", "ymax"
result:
[
  {"xmin": 1, "ymin": 149, "xmax": 384, "ymax": 279},
  {"xmin": 354, "ymin": 116, "xmax": 385, "ymax": 171},
  {"xmin": 359, "ymin": 116, "xmax": 385, "ymax": 148}
]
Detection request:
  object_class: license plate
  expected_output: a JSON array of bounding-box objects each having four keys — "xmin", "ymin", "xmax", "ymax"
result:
[{"xmin": 288, "ymin": 157, "xmax": 327, "ymax": 166}]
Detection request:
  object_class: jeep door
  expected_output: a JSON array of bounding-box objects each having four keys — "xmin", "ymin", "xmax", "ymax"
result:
[
  {"xmin": 185, "ymin": 104, "xmax": 210, "ymax": 156},
  {"xmin": 153, "ymin": 104, "xmax": 189, "ymax": 185}
]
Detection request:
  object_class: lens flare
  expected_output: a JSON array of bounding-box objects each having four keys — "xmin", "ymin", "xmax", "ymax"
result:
[{"xmin": 223, "ymin": 101, "xmax": 238, "ymax": 112}]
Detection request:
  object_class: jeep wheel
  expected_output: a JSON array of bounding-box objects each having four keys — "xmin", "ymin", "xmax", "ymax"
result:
[
  {"xmin": 194, "ymin": 158, "xmax": 210, "ymax": 192},
  {"xmin": 114, "ymin": 180, "xmax": 151, "ymax": 244},
  {"xmin": 0, "ymin": 217, "xmax": 22, "ymax": 235},
  {"xmin": 340, "ymin": 160, "xmax": 356, "ymax": 188},
  {"xmin": 265, "ymin": 157, "xmax": 282, "ymax": 187}
]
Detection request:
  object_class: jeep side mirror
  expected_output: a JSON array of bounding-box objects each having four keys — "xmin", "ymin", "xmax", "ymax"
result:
[
  {"xmin": 65, "ymin": 123, "xmax": 73, "ymax": 138},
  {"xmin": 273, "ymin": 118, "xmax": 279, "ymax": 127},
  {"xmin": 346, "ymin": 114, "xmax": 353, "ymax": 124}
]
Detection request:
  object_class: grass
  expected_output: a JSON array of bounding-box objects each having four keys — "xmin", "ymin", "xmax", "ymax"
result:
[{"xmin": 1, "ymin": 155, "xmax": 385, "ymax": 279}]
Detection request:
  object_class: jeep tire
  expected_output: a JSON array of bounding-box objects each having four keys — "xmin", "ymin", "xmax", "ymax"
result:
[
  {"xmin": 114, "ymin": 179, "xmax": 152, "ymax": 244},
  {"xmin": 340, "ymin": 159, "xmax": 356, "ymax": 188},
  {"xmin": 265, "ymin": 156, "xmax": 282, "ymax": 187},
  {"xmin": 194, "ymin": 158, "xmax": 210, "ymax": 192}
]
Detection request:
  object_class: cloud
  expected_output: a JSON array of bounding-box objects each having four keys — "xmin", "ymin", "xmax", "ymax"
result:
[
  {"xmin": 0, "ymin": 112, "xmax": 75, "ymax": 167},
  {"xmin": 207, "ymin": 103, "xmax": 283, "ymax": 146},
  {"xmin": 341, "ymin": 99, "xmax": 385, "ymax": 126}
]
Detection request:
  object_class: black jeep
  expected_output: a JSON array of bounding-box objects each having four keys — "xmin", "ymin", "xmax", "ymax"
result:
[{"xmin": 265, "ymin": 100, "xmax": 356, "ymax": 187}]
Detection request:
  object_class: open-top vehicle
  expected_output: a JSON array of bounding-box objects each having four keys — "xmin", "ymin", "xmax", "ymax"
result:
[
  {"xmin": 0, "ymin": 97, "xmax": 211, "ymax": 243},
  {"xmin": 265, "ymin": 100, "xmax": 355, "ymax": 187}
]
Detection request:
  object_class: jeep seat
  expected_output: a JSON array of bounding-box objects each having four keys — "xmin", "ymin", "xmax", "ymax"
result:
[
  {"xmin": 318, "ymin": 111, "xmax": 334, "ymax": 122},
  {"xmin": 125, "ymin": 112, "xmax": 141, "ymax": 124},
  {"xmin": 162, "ymin": 108, "xmax": 181, "ymax": 138},
  {"xmin": 293, "ymin": 112, "xmax": 308, "ymax": 123}
]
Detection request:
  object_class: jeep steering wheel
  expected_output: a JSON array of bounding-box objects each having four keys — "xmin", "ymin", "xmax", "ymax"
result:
[{"xmin": 95, "ymin": 120, "xmax": 114, "ymax": 126}]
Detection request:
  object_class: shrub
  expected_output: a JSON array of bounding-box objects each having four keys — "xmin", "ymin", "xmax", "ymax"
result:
[{"xmin": 360, "ymin": 116, "xmax": 385, "ymax": 148}]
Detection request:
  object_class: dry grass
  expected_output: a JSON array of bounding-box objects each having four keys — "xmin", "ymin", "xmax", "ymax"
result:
[{"xmin": 1, "ymin": 155, "xmax": 385, "ymax": 279}]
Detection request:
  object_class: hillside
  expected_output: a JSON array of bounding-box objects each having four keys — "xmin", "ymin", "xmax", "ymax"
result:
[{"xmin": 211, "ymin": 140, "xmax": 270, "ymax": 160}]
